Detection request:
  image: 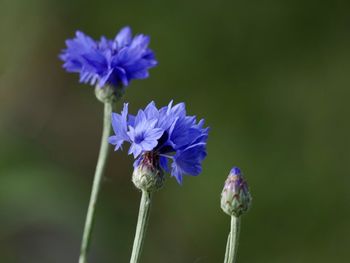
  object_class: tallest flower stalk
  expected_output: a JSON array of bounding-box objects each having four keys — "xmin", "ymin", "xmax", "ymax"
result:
[
  {"xmin": 60, "ymin": 26, "xmax": 157, "ymax": 263},
  {"xmin": 79, "ymin": 93, "xmax": 115, "ymax": 263}
]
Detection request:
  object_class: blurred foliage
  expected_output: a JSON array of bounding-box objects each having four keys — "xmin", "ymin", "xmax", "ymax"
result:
[{"xmin": 1, "ymin": 0, "xmax": 350, "ymax": 262}]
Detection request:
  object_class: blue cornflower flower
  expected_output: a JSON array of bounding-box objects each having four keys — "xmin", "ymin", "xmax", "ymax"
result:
[
  {"xmin": 109, "ymin": 101, "xmax": 209, "ymax": 184},
  {"xmin": 59, "ymin": 26, "xmax": 157, "ymax": 89}
]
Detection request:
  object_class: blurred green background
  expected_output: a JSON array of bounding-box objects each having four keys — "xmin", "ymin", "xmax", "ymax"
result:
[{"xmin": 1, "ymin": 0, "xmax": 350, "ymax": 262}]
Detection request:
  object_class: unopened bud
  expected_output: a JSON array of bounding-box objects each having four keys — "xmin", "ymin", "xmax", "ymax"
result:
[
  {"xmin": 132, "ymin": 152, "xmax": 165, "ymax": 192},
  {"xmin": 221, "ymin": 167, "xmax": 252, "ymax": 217},
  {"xmin": 95, "ymin": 85, "xmax": 124, "ymax": 103}
]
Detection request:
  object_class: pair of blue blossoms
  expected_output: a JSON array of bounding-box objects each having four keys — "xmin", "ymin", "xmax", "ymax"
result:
[
  {"xmin": 60, "ymin": 26, "xmax": 250, "ymax": 208},
  {"xmin": 60, "ymin": 26, "xmax": 208, "ymax": 186}
]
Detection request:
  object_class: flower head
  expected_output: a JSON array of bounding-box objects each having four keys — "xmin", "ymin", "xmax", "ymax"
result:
[
  {"xmin": 109, "ymin": 101, "xmax": 209, "ymax": 184},
  {"xmin": 221, "ymin": 167, "xmax": 252, "ymax": 217},
  {"xmin": 59, "ymin": 26, "xmax": 157, "ymax": 89}
]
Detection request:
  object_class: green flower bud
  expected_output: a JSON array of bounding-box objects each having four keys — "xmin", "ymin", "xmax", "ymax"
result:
[
  {"xmin": 221, "ymin": 167, "xmax": 252, "ymax": 217},
  {"xmin": 132, "ymin": 152, "xmax": 165, "ymax": 192},
  {"xmin": 95, "ymin": 85, "xmax": 124, "ymax": 103}
]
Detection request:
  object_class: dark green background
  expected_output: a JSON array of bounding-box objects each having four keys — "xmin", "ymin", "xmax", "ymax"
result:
[{"xmin": 1, "ymin": 0, "xmax": 349, "ymax": 262}]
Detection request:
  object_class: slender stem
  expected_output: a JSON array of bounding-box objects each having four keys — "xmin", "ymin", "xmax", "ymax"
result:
[
  {"xmin": 79, "ymin": 101, "xmax": 113, "ymax": 263},
  {"xmin": 130, "ymin": 190, "xmax": 152, "ymax": 263},
  {"xmin": 227, "ymin": 216, "xmax": 241, "ymax": 263},
  {"xmin": 224, "ymin": 232, "xmax": 231, "ymax": 263}
]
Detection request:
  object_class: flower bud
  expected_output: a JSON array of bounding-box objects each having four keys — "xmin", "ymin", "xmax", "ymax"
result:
[
  {"xmin": 95, "ymin": 85, "xmax": 124, "ymax": 103},
  {"xmin": 221, "ymin": 167, "xmax": 252, "ymax": 217},
  {"xmin": 132, "ymin": 152, "xmax": 165, "ymax": 192}
]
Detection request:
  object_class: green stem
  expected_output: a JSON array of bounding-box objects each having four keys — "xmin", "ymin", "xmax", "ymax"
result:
[
  {"xmin": 227, "ymin": 216, "xmax": 241, "ymax": 263},
  {"xmin": 224, "ymin": 232, "xmax": 231, "ymax": 263},
  {"xmin": 130, "ymin": 190, "xmax": 152, "ymax": 263},
  {"xmin": 79, "ymin": 101, "xmax": 113, "ymax": 263}
]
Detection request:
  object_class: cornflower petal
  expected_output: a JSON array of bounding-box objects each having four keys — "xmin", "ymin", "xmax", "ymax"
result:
[
  {"xmin": 109, "ymin": 101, "xmax": 209, "ymax": 184},
  {"xmin": 60, "ymin": 27, "xmax": 157, "ymax": 89}
]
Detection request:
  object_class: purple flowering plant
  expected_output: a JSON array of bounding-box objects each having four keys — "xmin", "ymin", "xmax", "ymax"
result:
[
  {"xmin": 109, "ymin": 101, "xmax": 209, "ymax": 184},
  {"xmin": 59, "ymin": 25, "xmax": 251, "ymax": 263},
  {"xmin": 60, "ymin": 26, "xmax": 157, "ymax": 89}
]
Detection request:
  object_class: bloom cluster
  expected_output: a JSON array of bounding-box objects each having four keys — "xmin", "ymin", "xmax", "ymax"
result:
[
  {"xmin": 59, "ymin": 27, "xmax": 157, "ymax": 88},
  {"xmin": 108, "ymin": 101, "xmax": 209, "ymax": 184}
]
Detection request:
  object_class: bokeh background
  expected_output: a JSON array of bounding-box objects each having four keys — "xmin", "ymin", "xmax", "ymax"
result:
[{"xmin": 1, "ymin": 0, "xmax": 350, "ymax": 262}]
